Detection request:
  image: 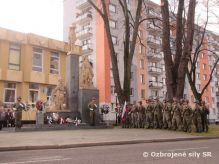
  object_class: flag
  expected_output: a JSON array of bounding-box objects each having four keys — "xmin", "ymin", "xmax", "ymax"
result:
[{"xmin": 121, "ymin": 101, "xmax": 127, "ymax": 118}]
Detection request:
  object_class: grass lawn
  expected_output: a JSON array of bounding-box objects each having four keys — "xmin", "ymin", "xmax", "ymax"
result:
[{"xmin": 190, "ymin": 124, "xmax": 219, "ymax": 137}]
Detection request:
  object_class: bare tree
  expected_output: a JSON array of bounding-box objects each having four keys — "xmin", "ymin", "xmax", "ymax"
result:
[
  {"xmin": 161, "ymin": 0, "xmax": 219, "ymax": 101},
  {"xmin": 186, "ymin": 0, "xmax": 219, "ymax": 102},
  {"xmin": 88, "ymin": 0, "xmax": 158, "ymax": 104}
]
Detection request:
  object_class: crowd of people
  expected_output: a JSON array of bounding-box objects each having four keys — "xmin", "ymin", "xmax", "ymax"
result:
[{"xmin": 121, "ymin": 97, "xmax": 209, "ymax": 133}]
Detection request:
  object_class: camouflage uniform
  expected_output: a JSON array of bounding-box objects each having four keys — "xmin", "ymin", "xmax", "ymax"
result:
[
  {"xmin": 193, "ymin": 103, "xmax": 203, "ymax": 133},
  {"xmin": 138, "ymin": 101, "xmax": 145, "ymax": 128},
  {"xmin": 13, "ymin": 97, "xmax": 26, "ymax": 128},
  {"xmin": 145, "ymin": 100, "xmax": 154, "ymax": 129},
  {"xmin": 182, "ymin": 101, "xmax": 193, "ymax": 133},
  {"xmin": 171, "ymin": 101, "xmax": 182, "ymax": 131},
  {"xmin": 130, "ymin": 102, "xmax": 138, "ymax": 128},
  {"xmin": 153, "ymin": 99, "xmax": 163, "ymax": 129},
  {"xmin": 163, "ymin": 100, "xmax": 172, "ymax": 129},
  {"xmin": 201, "ymin": 101, "xmax": 209, "ymax": 132},
  {"xmin": 88, "ymin": 98, "xmax": 98, "ymax": 126}
]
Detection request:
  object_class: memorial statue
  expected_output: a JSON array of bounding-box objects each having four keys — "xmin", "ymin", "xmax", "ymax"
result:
[
  {"xmin": 79, "ymin": 55, "xmax": 94, "ymax": 88},
  {"xmin": 50, "ymin": 78, "xmax": 67, "ymax": 111},
  {"xmin": 68, "ymin": 23, "xmax": 76, "ymax": 54}
]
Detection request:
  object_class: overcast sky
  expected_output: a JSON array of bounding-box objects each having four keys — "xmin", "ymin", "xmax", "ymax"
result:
[{"xmin": 1, "ymin": 0, "xmax": 217, "ymax": 41}]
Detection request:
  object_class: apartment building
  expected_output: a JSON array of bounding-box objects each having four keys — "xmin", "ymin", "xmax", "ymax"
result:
[
  {"xmin": 63, "ymin": 0, "xmax": 219, "ymax": 121},
  {"xmin": 63, "ymin": 0, "xmax": 165, "ymax": 105},
  {"xmin": 0, "ymin": 27, "xmax": 68, "ymax": 110}
]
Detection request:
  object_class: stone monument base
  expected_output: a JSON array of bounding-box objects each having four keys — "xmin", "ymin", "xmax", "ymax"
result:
[{"xmin": 78, "ymin": 88, "xmax": 100, "ymax": 125}]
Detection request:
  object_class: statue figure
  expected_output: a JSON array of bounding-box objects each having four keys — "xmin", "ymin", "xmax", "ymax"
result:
[
  {"xmin": 79, "ymin": 55, "xmax": 94, "ymax": 88},
  {"xmin": 50, "ymin": 78, "xmax": 67, "ymax": 111},
  {"xmin": 68, "ymin": 23, "xmax": 76, "ymax": 54}
]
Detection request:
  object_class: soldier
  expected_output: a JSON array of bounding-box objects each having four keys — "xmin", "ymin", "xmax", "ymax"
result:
[
  {"xmin": 153, "ymin": 97, "xmax": 163, "ymax": 129},
  {"xmin": 13, "ymin": 97, "xmax": 26, "ymax": 128},
  {"xmin": 122, "ymin": 103, "xmax": 131, "ymax": 128},
  {"xmin": 171, "ymin": 98, "xmax": 182, "ymax": 131},
  {"xmin": 88, "ymin": 97, "xmax": 98, "ymax": 126},
  {"xmin": 182, "ymin": 100, "xmax": 193, "ymax": 133},
  {"xmin": 163, "ymin": 99, "xmax": 172, "ymax": 129},
  {"xmin": 145, "ymin": 99, "xmax": 154, "ymax": 129},
  {"xmin": 200, "ymin": 101, "xmax": 209, "ymax": 132},
  {"xmin": 138, "ymin": 101, "xmax": 145, "ymax": 128},
  {"xmin": 129, "ymin": 101, "xmax": 138, "ymax": 128},
  {"xmin": 193, "ymin": 101, "xmax": 203, "ymax": 133}
]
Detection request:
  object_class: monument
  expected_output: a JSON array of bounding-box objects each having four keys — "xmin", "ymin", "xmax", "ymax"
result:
[
  {"xmin": 46, "ymin": 23, "xmax": 100, "ymax": 125},
  {"xmin": 78, "ymin": 55, "xmax": 100, "ymax": 125}
]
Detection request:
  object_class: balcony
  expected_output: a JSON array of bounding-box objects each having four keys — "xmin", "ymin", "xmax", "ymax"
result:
[
  {"xmin": 148, "ymin": 66, "xmax": 162, "ymax": 75},
  {"xmin": 76, "ymin": 27, "xmax": 92, "ymax": 40},
  {"xmin": 149, "ymin": 81, "xmax": 163, "ymax": 89},
  {"xmin": 148, "ymin": 10, "xmax": 161, "ymax": 18},
  {"xmin": 82, "ymin": 44, "xmax": 93, "ymax": 54},
  {"xmin": 76, "ymin": 11, "xmax": 92, "ymax": 25},
  {"xmin": 147, "ymin": 52, "xmax": 162, "ymax": 61},
  {"xmin": 147, "ymin": 37, "xmax": 161, "ymax": 47},
  {"xmin": 147, "ymin": 23, "xmax": 161, "ymax": 32},
  {"xmin": 76, "ymin": 0, "xmax": 90, "ymax": 10}
]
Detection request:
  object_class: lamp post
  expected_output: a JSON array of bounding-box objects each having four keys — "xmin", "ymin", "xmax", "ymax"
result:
[{"xmin": 115, "ymin": 93, "xmax": 118, "ymax": 125}]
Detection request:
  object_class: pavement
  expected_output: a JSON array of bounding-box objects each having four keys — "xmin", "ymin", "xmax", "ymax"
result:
[{"xmin": 0, "ymin": 127, "xmax": 218, "ymax": 152}]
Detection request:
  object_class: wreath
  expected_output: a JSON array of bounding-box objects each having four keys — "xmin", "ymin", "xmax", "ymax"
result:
[
  {"xmin": 36, "ymin": 100, "xmax": 44, "ymax": 111},
  {"xmin": 100, "ymin": 104, "xmax": 110, "ymax": 114}
]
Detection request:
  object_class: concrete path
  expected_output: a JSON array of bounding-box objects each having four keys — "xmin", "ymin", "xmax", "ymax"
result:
[{"xmin": 0, "ymin": 128, "xmax": 217, "ymax": 151}]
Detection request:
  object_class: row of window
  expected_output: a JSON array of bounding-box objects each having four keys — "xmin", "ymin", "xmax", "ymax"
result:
[
  {"xmin": 7, "ymin": 44, "xmax": 60, "ymax": 74},
  {"xmin": 3, "ymin": 82, "xmax": 54, "ymax": 108}
]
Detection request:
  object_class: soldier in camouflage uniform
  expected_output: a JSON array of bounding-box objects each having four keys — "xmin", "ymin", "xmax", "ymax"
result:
[
  {"xmin": 138, "ymin": 101, "xmax": 145, "ymax": 128},
  {"xmin": 163, "ymin": 99, "xmax": 172, "ymax": 129},
  {"xmin": 182, "ymin": 100, "xmax": 193, "ymax": 133},
  {"xmin": 144, "ymin": 99, "xmax": 154, "ymax": 129},
  {"xmin": 129, "ymin": 101, "xmax": 138, "ymax": 128},
  {"xmin": 153, "ymin": 97, "xmax": 163, "ymax": 129},
  {"xmin": 193, "ymin": 101, "xmax": 203, "ymax": 133},
  {"xmin": 200, "ymin": 101, "xmax": 209, "ymax": 132},
  {"xmin": 171, "ymin": 98, "xmax": 182, "ymax": 131}
]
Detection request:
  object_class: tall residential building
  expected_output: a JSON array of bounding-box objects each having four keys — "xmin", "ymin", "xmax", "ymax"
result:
[{"xmin": 63, "ymin": 0, "xmax": 219, "ymax": 122}]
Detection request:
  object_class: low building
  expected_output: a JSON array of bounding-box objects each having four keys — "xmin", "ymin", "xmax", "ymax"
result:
[{"xmin": 0, "ymin": 27, "xmax": 68, "ymax": 115}]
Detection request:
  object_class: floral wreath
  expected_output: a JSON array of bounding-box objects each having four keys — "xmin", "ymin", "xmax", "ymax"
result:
[{"xmin": 100, "ymin": 104, "xmax": 110, "ymax": 114}]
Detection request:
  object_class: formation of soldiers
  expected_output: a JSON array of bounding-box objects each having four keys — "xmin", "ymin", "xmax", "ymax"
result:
[{"xmin": 122, "ymin": 97, "xmax": 209, "ymax": 133}]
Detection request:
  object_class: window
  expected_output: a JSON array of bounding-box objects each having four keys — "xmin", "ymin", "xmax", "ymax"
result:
[
  {"xmin": 203, "ymin": 74, "xmax": 207, "ymax": 80},
  {"xmin": 29, "ymin": 83, "xmax": 39, "ymax": 106},
  {"xmin": 201, "ymin": 53, "xmax": 205, "ymax": 58},
  {"xmin": 4, "ymin": 83, "xmax": 16, "ymax": 108},
  {"xmin": 112, "ymin": 36, "xmax": 118, "ymax": 45},
  {"xmin": 151, "ymin": 76, "xmax": 158, "ymax": 82},
  {"xmin": 109, "ymin": 20, "xmax": 117, "ymax": 28},
  {"xmin": 32, "ymin": 47, "xmax": 43, "ymax": 72},
  {"xmin": 202, "ymin": 63, "xmax": 206, "ymax": 70},
  {"xmin": 50, "ymin": 52, "xmax": 59, "ymax": 74},
  {"xmin": 131, "ymin": 72, "xmax": 134, "ymax": 80},
  {"xmin": 109, "ymin": 3, "xmax": 116, "ymax": 13},
  {"xmin": 139, "ymin": 45, "xmax": 143, "ymax": 53},
  {"xmin": 140, "ymin": 74, "xmax": 145, "ymax": 84},
  {"xmin": 197, "ymin": 73, "xmax": 200, "ymax": 80},
  {"xmin": 8, "ymin": 44, "xmax": 21, "ymax": 71},
  {"xmin": 44, "ymin": 86, "xmax": 55, "ymax": 107},
  {"xmin": 111, "ymin": 86, "xmax": 115, "ymax": 94},
  {"xmin": 197, "ymin": 84, "xmax": 201, "ymax": 91},
  {"xmin": 152, "ymin": 90, "xmax": 158, "ymax": 97},
  {"xmin": 130, "ymin": 88, "xmax": 134, "ymax": 96},
  {"xmin": 162, "ymin": 78, "xmax": 166, "ymax": 85},
  {"xmin": 140, "ymin": 59, "xmax": 144, "ymax": 69},
  {"xmin": 141, "ymin": 89, "xmax": 145, "ymax": 99}
]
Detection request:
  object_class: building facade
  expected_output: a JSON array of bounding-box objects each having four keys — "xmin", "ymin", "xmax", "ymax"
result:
[
  {"xmin": 0, "ymin": 27, "xmax": 68, "ymax": 111},
  {"xmin": 63, "ymin": 0, "xmax": 219, "ymax": 121}
]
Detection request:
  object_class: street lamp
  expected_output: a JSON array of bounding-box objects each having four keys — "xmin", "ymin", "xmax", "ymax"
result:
[{"xmin": 115, "ymin": 92, "xmax": 118, "ymax": 125}]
